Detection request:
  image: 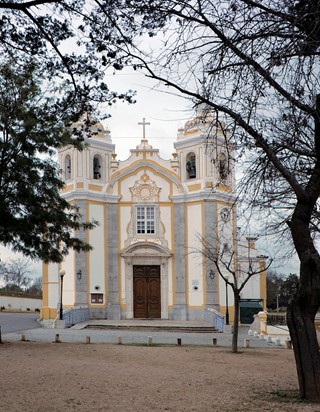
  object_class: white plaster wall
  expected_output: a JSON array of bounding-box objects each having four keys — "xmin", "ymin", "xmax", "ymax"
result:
[
  {"xmin": 159, "ymin": 205, "xmax": 172, "ymax": 249},
  {"xmin": 187, "ymin": 203, "xmax": 204, "ymax": 306},
  {"xmin": 120, "ymin": 206, "xmax": 131, "ymax": 250},
  {"xmin": 120, "ymin": 205, "xmax": 132, "ymax": 301},
  {"xmin": 240, "ymin": 271, "xmax": 261, "ymax": 299},
  {"xmin": 119, "ymin": 169, "xmax": 171, "ymax": 202},
  {"xmin": 0, "ymin": 296, "xmax": 42, "ymax": 311},
  {"xmin": 48, "ymin": 263, "xmax": 59, "ymax": 308},
  {"xmin": 219, "ymin": 278, "xmax": 234, "ymax": 306},
  {"xmin": 89, "ymin": 204, "xmax": 105, "ymax": 293},
  {"xmin": 77, "ymin": 150, "xmax": 84, "ymax": 178},
  {"xmin": 119, "ymin": 173, "xmax": 140, "ymax": 201},
  {"xmin": 155, "ymin": 175, "xmax": 171, "ymax": 202}
]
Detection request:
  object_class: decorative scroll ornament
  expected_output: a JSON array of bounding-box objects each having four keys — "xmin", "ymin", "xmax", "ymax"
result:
[{"xmin": 130, "ymin": 173, "xmax": 161, "ymax": 202}]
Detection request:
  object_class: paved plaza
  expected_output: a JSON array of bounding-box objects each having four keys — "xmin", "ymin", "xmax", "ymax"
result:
[{"xmin": 1, "ymin": 315, "xmax": 289, "ymax": 348}]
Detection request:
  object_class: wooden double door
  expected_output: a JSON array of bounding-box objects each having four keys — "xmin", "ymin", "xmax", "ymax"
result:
[{"xmin": 133, "ymin": 265, "xmax": 161, "ymax": 318}]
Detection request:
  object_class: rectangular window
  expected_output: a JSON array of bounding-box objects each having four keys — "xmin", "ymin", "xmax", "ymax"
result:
[
  {"xmin": 91, "ymin": 293, "xmax": 103, "ymax": 304},
  {"xmin": 136, "ymin": 206, "xmax": 156, "ymax": 234}
]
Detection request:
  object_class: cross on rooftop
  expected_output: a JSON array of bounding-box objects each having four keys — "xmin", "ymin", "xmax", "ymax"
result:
[{"xmin": 138, "ymin": 117, "xmax": 150, "ymax": 139}]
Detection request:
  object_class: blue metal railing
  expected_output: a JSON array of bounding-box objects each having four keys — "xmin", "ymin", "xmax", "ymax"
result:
[
  {"xmin": 63, "ymin": 307, "xmax": 90, "ymax": 328},
  {"xmin": 205, "ymin": 308, "xmax": 224, "ymax": 332}
]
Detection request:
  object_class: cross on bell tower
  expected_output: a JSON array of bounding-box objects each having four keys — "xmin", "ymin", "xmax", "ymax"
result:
[{"xmin": 138, "ymin": 117, "xmax": 150, "ymax": 139}]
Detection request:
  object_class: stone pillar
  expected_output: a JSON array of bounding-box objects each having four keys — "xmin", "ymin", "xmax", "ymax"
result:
[
  {"xmin": 173, "ymin": 203, "xmax": 187, "ymax": 320},
  {"xmin": 204, "ymin": 200, "xmax": 219, "ymax": 309},
  {"xmin": 74, "ymin": 200, "xmax": 88, "ymax": 307},
  {"xmin": 125, "ymin": 259, "xmax": 133, "ymax": 319},
  {"xmin": 107, "ymin": 203, "xmax": 121, "ymax": 319}
]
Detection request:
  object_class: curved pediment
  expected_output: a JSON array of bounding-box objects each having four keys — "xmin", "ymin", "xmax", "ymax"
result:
[
  {"xmin": 106, "ymin": 160, "xmax": 186, "ymax": 195},
  {"xmin": 121, "ymin": 241, "xmax": 172, "ymax": 258}
]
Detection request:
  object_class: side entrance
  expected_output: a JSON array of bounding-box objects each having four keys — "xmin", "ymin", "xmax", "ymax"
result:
[{"xmin": 133, "ymin": 265, "xmax": 161, "ymax": 318}]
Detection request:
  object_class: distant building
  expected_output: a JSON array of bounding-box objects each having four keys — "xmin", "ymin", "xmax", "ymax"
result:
[{"xmin": 41, "ymin": 108, "xmax": 266, "ymax": 323}]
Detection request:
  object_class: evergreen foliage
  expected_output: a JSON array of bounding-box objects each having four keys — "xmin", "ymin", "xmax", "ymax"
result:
[{"xmin": 0, "ymin": 60, "xmax": 96, "ymax": 262}]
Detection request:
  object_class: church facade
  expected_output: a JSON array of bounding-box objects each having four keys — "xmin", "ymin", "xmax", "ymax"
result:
[{"xmin": 41, "ymin": 110, "xmax": 266, "ymax": 323}]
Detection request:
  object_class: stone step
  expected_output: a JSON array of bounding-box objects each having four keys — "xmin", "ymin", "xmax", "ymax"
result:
[{"xmin": 84, "ymin": 324, "xmax": 218, "ymax": 333}]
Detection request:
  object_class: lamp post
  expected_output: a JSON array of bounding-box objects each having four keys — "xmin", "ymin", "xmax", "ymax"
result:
[
  {"xmin": 59, "ymin": 269, "xmax": 66, "ymax": 320},
  {"xmin": 225, "ymin": 274, "xmax": 230, "ymax": 325}
]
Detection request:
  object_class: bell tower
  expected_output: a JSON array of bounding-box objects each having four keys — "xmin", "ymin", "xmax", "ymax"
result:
[
  {"xmin": 174, "ymin": 105, "xmax": 234, "ymax": 191},
  {"xmin": 57, "ymin": 116, "xmax": 115, "ymax": 308}
]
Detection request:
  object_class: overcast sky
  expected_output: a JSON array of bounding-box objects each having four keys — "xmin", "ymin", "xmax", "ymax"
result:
[{"xmin": 103, "ymin": 69, "xmax": 193, "ymax": 160}]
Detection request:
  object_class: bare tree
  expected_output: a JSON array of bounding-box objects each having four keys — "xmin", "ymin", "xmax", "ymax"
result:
[
  {"xmin": 0, "ymin": 258, "xmax": 32, "ymax": 292},
  {"xmin": 27, "ymin": 276, "xmax": 42, "ymax": 295},
  {"xmin": 199, "ymin": 231, "xmax": 270, "ymax": 353},
  {"xmin": 89, "ymin": 0, "xmax": 320, "ymax": 401}
]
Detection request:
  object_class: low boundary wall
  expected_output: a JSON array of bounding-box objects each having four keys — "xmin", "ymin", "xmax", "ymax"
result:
[{"xmin": 0, "ymin": 295, "xmax": 42, "ymax": 311}]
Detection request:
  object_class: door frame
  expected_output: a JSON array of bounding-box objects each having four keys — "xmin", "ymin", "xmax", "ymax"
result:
[{"xmin": 121, "ymin": 243, "xmax": 171, "ymax": 319}]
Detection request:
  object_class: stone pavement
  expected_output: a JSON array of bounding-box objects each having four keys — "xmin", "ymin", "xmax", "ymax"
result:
[{"xmin": 2, "ymin": 319, "xmax": 289, "ymax": 349}]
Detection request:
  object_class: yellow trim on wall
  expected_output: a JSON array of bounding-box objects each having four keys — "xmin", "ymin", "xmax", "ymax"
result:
[
  {"xmin": 88, "ymin": 184, "xmax": 103, "ymax": 191},
  {"xmin": 87, "ymin": 199, "xmax": 105, "ymax": 206},
  {"xmin": 259, "ymin": 261, "xmax": 267, "ymax": 310},
  {"xmin": 217, "ymin": 183, "xmax": 232, "ymax": 192},
  {"xmin": 89, "ymin": 303, "xmax": 107, "ymax": 309},
  {"xmin": 76, "ymin": 182, "xmax": 84, "ymax": 189},
  {"xmin": 61, "ymin": 183, "xmax": 74, "ymax": 193},
  {"xmin": 187, "ymin": 183, "xmax": 201, "ymax": 192},
  {"xmin": 187, "ymin": 305, "xmax": 205, "ymax": 309},
  {"xmin": 40, "ymin": 307, "xmax": 58, "ymax": 319}
]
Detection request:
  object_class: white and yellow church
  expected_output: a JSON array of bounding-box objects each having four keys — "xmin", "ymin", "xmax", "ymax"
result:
[{"xmin": 41, "ymin": 109, "xmax": 266, "ymax": 324}]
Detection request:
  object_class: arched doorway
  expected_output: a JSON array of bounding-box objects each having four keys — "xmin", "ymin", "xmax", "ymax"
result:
[{"xmin": 121, "ymin": 242, "xmax": 172, "ymax": 319}]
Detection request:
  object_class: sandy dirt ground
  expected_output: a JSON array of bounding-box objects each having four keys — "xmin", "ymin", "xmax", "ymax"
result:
[{"xmin": 1, "ymin": 342, "xmax": 320, "ymax": 412}]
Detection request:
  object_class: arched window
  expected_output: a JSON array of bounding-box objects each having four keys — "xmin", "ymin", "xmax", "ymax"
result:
[
  {"xmin": 218, "ymin": 153, "xmax": 229, "ymax": 181},
  {"xmin": 186, "ymin": 152, "xmax": 196, "ymax": 179},
  {"xmin": 65, "ymin": 155, "xmax": 71, "ymax": 180},
  {"xmin": 93, "ymin": 155, "xmax": 102, "ymax": 180}
]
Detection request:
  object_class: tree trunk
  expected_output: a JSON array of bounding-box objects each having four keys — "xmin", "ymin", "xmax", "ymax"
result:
[
  {"xmin": 232, "ymin": 292, "xmax": 240, "ymax": 353},
  {"xmin": 287, "ymin": 297, "xmax": 320, "ymax": 401},
  {"xmin": 289, "ymin": 195, "xmax": 320, "ymax": 401}
]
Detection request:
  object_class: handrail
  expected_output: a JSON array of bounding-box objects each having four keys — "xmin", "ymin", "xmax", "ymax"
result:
[
  {"xmin": 205, "ymin": 308, "xmax": 224, "ymax": 332},
  {"xmin": 61, "ymin": 307, "xmax": 90, "ymax": 328}
]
